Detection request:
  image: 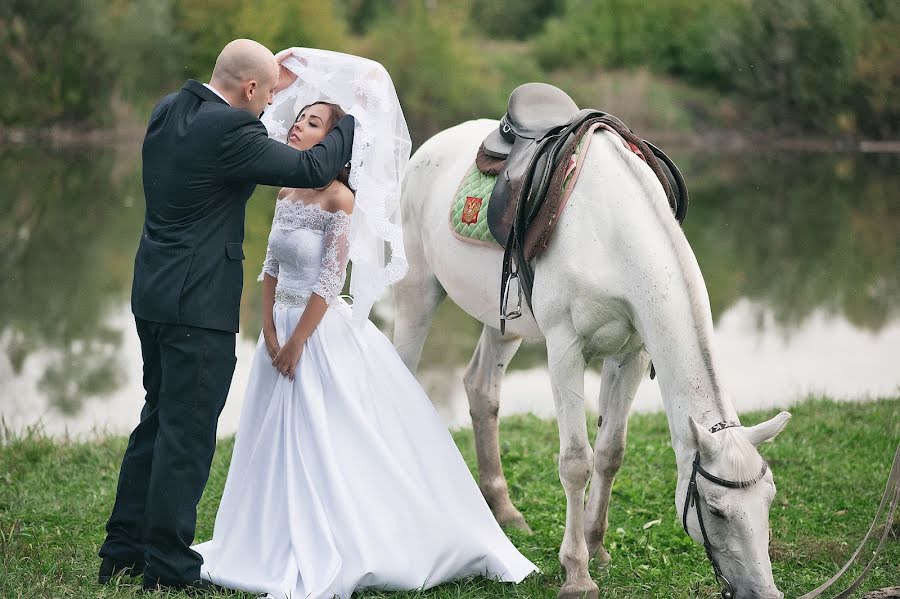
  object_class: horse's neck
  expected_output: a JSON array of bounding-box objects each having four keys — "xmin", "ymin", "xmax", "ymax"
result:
[
  {"xmin": 591, "ymin": 134, "xmax": 738, "ymax": 472},
  {"xmin": 634, "ymin": 291, "xmax": 738, "ymax": 471}
]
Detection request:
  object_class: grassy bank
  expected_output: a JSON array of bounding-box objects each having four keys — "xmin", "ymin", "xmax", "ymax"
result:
[{"xmin": 1, "ymin": 398, "xmax": 897, "ymax": 598}]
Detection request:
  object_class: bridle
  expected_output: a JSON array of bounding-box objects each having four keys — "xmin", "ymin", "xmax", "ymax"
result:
[
  {"xmin": 681, "ymin": 424, "xmax": 900, "ymax": 599},
  {"xmin": 681, "ymin": 422, "xmax": 769, "ymax": 599}
]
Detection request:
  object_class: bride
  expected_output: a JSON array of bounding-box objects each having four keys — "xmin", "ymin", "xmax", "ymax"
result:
[{"xmin": 191, "ymin": 49, "xmax": 537, "ymax": 599}]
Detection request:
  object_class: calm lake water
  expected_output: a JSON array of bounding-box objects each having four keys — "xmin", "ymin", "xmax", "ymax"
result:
[{"xmin": 1, "ymin": 143, "xmax": 898, "ymax": 439}]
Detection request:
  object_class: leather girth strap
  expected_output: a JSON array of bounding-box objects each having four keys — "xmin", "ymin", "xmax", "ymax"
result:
[{"xmin": 499, "ymin": 111, "xmax": 688, "ymax": 333}]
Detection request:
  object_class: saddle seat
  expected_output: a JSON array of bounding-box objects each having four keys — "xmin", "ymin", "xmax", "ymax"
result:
[{"xmin": 482, "ymin": 82, "xmax": 580, "ymax": 159}]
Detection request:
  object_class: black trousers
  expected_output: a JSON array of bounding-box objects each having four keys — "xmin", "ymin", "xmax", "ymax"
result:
[{"xmin": 99, "ymin": 316, "xmax": 236, "ymax": 585}]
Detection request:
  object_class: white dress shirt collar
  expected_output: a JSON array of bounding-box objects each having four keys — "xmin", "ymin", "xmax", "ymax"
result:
[{"xmin": 203, "ymin": 83, "xmax": 230, "ymax": 105}]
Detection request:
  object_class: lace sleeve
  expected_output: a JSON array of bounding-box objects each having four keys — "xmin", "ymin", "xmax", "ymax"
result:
[
  {"xmin": 311, "ymin": 210, "xmax": 352, "ymax": 304},
  {"xmin": 257, "ymin": 242, "xmax": 279, "ymax": 282},
  {"xmin": 257, "ymin": 208, "xmax": 280, "ymax": 282}
]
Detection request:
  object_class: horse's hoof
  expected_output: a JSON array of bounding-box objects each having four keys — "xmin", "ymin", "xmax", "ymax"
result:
[
  {"xmin": 500, "ymin": 514, "xmax": 533, "ymax": 534},
  {"xmin": 496, "ymin": 508, "xmax": 533, "ymax": 534},
  {"xmin": 590, "ymin": 545, "xmax": 611, "ymax": 566},
  {"xmin": 557, "ymin": 582, "xmax": 600, "ymax": 599}
]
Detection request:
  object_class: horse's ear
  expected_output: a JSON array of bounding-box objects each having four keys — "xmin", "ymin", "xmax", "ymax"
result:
[
  {"xmin": 689, "ymin": 417, "xmax": 717, "ymax": 456},
  {"xmin": 745, "ymin": 411, "xmax": 791, "ymax": 446}
]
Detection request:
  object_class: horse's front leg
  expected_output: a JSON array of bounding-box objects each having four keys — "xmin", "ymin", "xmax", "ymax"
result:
[
  {"xmin": 584, "ymin": 349, "xmax": 649, "ymax": 564},
  {"xmin": 463, "ymin": 325, "xmax": 530, "ymax": 531},
  {"xmin": 547, "ymin": 331, "xmax": 598, "ymax": 599},
  {"xmin": 392, "ymin": 225, "xmax": 446, "ymax": 374}
]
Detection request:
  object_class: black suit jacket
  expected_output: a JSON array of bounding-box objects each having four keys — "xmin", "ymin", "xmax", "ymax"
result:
[{"xmin": 131, "ymin": 80, "xmax": 354, "ymax": 333}]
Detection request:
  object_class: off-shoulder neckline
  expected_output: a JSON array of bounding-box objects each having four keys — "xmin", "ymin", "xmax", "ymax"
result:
[{"xmin": 276, "ymin": 197, "xmax": 350, "ymax": 218}]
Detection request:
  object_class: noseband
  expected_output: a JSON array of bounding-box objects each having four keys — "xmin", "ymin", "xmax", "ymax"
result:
[{"xmin": 681, "ymin": 422, "xmax": 769, "ymax": 599}]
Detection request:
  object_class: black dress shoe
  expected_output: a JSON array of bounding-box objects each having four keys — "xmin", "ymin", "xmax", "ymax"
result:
[
  {"xmin": 142, "ymin": 577, "xmax": 223, "ymax": 595},
  {"xmin": 98, "ymin": 556, "xmax": 143, "ymax": 583}
]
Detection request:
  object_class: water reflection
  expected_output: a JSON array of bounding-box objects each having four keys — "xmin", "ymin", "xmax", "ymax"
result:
[
  {"xmin": 0, "ymin": 146, "xmax": 140, "ymax": 417},
  {"xmin": 0, "ymin": 145, "xmax": 897, "ymax": 438},
  {"xmin": 681, "ymin": 151, "xmax": 899, "ymax": 331}
]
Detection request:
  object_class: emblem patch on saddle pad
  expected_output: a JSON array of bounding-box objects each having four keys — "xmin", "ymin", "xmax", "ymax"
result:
[
  {"xmin": 449, "ymin": 165, "xmax": 498, "ymax": 246},
  {"xmin": 461, "ymin": 196, "xmax": 483, "ymax": 224}
]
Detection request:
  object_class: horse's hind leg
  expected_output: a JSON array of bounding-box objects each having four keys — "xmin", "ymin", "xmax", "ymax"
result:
[
  {"xmin": 463, "ymin": 325, "xmax": 529, "ymax": 531},
  {"xmin": 584, "ymin": 349, "xmax": 650, "ymax": 564}
]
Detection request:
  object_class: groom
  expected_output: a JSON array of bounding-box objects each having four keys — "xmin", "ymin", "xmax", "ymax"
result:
[{"xmin": 97, "ymin": 39, "xmax": 354, "ymax": 593}]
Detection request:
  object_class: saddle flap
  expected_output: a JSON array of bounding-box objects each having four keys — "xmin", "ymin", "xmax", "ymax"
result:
[
  {"xmin": 482, "ymin": 127, "xmax": 512, "ymax": 159},
  {"xmin": 487, "ymin": 135, "xmax": 539, "ymax": 245}
]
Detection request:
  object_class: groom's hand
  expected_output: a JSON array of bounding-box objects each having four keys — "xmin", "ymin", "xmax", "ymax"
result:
[
  {"xmin": 273, "ymin": 49, "xmax": 299, "ymax": 95},
  {"xmin": 272, "ymin": 337, "xmax": 303, "ymax": 381}
]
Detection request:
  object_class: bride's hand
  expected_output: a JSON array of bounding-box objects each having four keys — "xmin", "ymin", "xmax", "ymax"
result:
[
  {"xmin": 263, "ymin": 328, "xmax": 280, "ymax": 359},
  {"xmin": 272, "ymin": 337, "xmax": 304, "ymax": 381}
]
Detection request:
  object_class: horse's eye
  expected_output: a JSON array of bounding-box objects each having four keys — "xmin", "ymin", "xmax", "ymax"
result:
[{"xmin": 708, "ymin": 506, "xmax": 726, "ymax": 518}]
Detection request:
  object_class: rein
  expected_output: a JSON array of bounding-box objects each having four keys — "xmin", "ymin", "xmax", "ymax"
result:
[
  {"xmin": 798, "ymin": 442, "xmax": 900, "ymax": 599},
  {"xmin": 681, "ymin": 422, "xmax": 768, "ymax": 599},
  {"xmin": 683, "ymin": 425, "xmax": 900, "ymax": 599}
]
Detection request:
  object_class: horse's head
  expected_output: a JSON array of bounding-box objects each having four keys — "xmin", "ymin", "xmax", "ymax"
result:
[{"xmin": 682, "ymin": 411, "xmax": 791, "ymax": 599}]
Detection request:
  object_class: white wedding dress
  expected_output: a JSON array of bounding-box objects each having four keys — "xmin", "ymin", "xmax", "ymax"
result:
[{"xmin": 192, "ymin": 199, "xmax": 537, "ymax": 599}]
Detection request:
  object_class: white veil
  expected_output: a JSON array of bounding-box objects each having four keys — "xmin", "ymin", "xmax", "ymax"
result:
[{"xmin": 261, "ymin": 48, "xmax": 412, "ymax": 326}]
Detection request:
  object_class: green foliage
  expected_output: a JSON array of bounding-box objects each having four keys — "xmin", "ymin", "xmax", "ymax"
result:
[
  {"xmin": 852, "ymin": 2, "xmax": 900, "ymax": 138},
  {"xmin": 174, "ymin": 0, "xmax": 348, "ymax": 82},
  {"xmin": 1, "ymin": 0, "xmax": 897, "ymax": 138},
  {"xmin": 357, "ymin": 1, "xmax": 498, "ymax": 146},
  {"xmin": 343, "ymin": 0, "xmax": 386, "ymax": 35},
  {"xmin": 101, "ymin": 0, "xmax": 186, "ymax": 110},
  {"xmin": 470, "ymin": 0, "xmax": 564, "ymax": 40},
  {"xmin": 0, "ymin": 0, "xmax": 183, "ymax": 127},
  {"xmin": 713, "ymin": 0, "xmax": 868, "ymax": 134},
  {"xmin": 533, "ymin": 0, "xmax": 896, "ymax": 137},
  {"xmin": 0, "ymin": 0, "xmax": 112, "ymax": 126},
  {"xmin": 533, "ymin": 0, "xmax": 735, "ymax": 84}
]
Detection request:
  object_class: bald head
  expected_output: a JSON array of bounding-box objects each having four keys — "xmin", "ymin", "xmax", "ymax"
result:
[
  {"xmin": 209, "ymin": 39, "xmax": 279, "ymax": 116},
  {"xmin": 211, "ymin": 39, "xmax": 277, "ymax": 90}
]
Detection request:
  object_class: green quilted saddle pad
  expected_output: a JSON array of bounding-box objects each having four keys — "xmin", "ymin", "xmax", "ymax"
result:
[
  {"xmin": 450, "ymin": 134, "xmax": 589, "ymax": 245},
  {"xmin": 450, "ymin": 164, "xmax": 498, "ymax": 244}
]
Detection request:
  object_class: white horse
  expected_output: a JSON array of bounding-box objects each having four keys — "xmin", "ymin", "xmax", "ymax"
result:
[{"xmin": 393, "ymin": 119, "xmax": 791, "ymax": 599}]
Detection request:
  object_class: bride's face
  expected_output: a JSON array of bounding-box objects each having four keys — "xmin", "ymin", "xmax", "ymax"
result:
[{"xmin": 288, "ymin": 104, "xmax": 333, "ymax": 150}]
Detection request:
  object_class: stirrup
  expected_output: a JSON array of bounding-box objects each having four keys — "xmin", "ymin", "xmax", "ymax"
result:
[{"xmin": 501, "ymin": 272, "xmax": 523, "ymax": 321}]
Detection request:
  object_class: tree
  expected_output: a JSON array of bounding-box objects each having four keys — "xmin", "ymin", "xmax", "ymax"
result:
[
  {"xmin": 712, "ymin": 0, "xmax": 867, "ymax": 134},
  {"xmin": 0, "ymin": 0, "xmax": 183, "ymax": 127},
  {"xmin": 852, "ymin": 2, "xmax": 900, "ymax": 138},
  {"xmin": 357, "ymin": 1, "xmax": 497, "ymax": 146},
  {"xmin": 470, "ymin": 0, "xmax": 564, "ymax": 40},
  {"xmin": 174, "ymin": 1, "xmax": 347, "ymax": 82},
  {"xmin": 0, "ymin": 0, "xmax": 114, "ymax": 125}
]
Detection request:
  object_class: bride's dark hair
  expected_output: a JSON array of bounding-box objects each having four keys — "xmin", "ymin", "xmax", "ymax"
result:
[{"xmin": 294, "ymin": 102, "xmax": 352, "ymax": 189}]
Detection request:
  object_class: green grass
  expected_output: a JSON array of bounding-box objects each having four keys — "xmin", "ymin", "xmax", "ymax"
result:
[{"xmin": 1, "ymin": 398, "xmax": 898, "ymax": 598}]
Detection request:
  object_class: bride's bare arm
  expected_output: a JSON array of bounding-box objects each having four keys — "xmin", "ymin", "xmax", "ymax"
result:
[{"xmin": 262, "ymin": 273, "xmax": 280, "ymax": 359}]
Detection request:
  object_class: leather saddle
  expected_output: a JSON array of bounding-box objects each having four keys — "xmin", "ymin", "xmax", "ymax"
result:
[
  {"xmin": 481, "ymin": 83, "xmax": 583, "ymax": 245},
  {"xmin": 482, "ymin": 82, "xmax": 581, "ymax": 160},
  {"xmin": 476, "ymin": 82, "xmax": 689, "ymax": 333}
]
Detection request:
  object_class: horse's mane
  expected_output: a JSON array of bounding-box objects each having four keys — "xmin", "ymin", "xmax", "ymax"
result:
[{"xmin": 719, "ymin": 427, "xmax": 764, "ymax": 481}]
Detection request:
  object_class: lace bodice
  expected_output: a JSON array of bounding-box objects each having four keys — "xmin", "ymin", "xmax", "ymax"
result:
[{"xmin": 258, "ymin": 200, "xmax": 351, "ymax": 306}]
